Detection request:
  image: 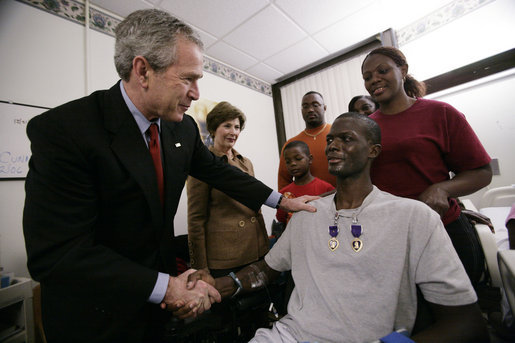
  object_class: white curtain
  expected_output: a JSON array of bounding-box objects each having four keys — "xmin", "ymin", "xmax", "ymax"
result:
[{"xmin": 280, "ymin": 52, "xmax": 370, "ymax": 140}]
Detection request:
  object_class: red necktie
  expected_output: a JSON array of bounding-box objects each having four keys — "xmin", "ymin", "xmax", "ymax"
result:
[{"xmin": 148, "ymin": 123, "xmax": 164, "ymax": 205}]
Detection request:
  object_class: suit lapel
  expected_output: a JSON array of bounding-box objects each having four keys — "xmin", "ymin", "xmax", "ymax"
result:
[
  {"xmin": 161, "ymin": 121, "xmax": 182, "ymax": 228},
  {"xmin": 104, "ymin": 83, "xmax": 164, "ymax": 227},
  {"xmin": 158, "ymin": 121, "xmax": 183, "ymax": 275}
]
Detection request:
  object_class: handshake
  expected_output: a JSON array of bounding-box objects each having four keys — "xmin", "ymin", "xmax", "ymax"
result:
[
  {"xmin": 159, "ymin": 268, "xmax": 223, "ymax": 319},
  {"xmin": 160, "ymin": 260, "xmax": 277, "ymax": 319}
]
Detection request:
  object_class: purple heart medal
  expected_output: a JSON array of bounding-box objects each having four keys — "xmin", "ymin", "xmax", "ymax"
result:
[
  {"xmin": 328, "ymin": 224, "xmax": 339, "ymax": 251},
  {"xmin": 350, "ymin": 217, "xmax": 363, "ymax": 252}
]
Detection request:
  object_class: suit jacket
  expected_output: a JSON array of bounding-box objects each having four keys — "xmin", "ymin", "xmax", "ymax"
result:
[
  {"xmin": 22, "ymin": 82, "xmax": 272, "ymax": 343},
  {"xmin": 187, "ymin": 147, "xmax": 269, "ymax": 270}
]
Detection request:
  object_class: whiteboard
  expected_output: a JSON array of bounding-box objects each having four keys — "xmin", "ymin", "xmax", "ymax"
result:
[{"xmin": 0, "ymin": 102, "xmax": 48, "ymax": 179}]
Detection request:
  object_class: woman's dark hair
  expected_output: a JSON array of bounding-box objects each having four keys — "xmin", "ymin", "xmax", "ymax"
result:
[
  {"xmin": 206, "ymin": 101, "xmax": 246, "ymax": 137},
  {"xmin": 363, "ymin": 47, "xmax": 426, "ymax": 98},
  {"xmin": 348, "ymin": 95, "xmax": 378, "ymax": 112}
]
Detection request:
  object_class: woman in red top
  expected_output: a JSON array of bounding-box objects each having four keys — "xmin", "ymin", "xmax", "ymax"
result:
[{"xmin": 361, "ymin": 47, "xmax": 492, "ymax": 286}]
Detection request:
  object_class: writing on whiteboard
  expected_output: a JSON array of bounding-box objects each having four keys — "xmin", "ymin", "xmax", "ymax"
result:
[
  {"xmin": 0, "ymin": 151, "xmax": 30, "ymax": 175},
  {"xmin": 13, "ymin": 118, "xmax": 29, "ymax": 125},
  {"xmin": 0, "ymin": 101, "xmax": 46, "ymax": 178}
]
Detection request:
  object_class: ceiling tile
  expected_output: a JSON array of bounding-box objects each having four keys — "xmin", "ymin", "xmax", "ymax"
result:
[
  {"xmin": 87, "ymin": 0, "xmax": 485, "ymax": 87},
  {"xmin": 265, "ymin": 38, "xmax": 327, "ymax": 74},
  {"xmin": 223, "ymin": 5, "xmax": 307, "ymax": 61},
  {"xmin": 378, "ymin": 0, "xmax": 457, "ymax": 29},
  {"xmin": 275, "ymin": 0, "xmax": 376, "ymax": 34},
  {"xmin": 194, "ymin": 27, "xmax": 217, "ymax": 49},
  {"xmin": 206, "ymin": 41, "xmax": 259, "ymax": 71},
  {"xmin": 312, "ymin": 0, "xmax": 455, "ymax": 54},
  {"xmin": 90, "ymin": 0, "xmax": 153, "ymax": 18},
  {"xmin": 313, "ymin": 2, "xmax": 387, "ymax": 53},
  {"xmin": 159, "ymin": 0, "xmax": 269, "ymax": 38},
  {"xmin": 246, "ymin": 63, "xmax": 283, "ymax": 84}
]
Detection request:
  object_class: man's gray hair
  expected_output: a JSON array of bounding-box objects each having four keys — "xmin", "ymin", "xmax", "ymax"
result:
[{"xmin": 114, "ymin": 9, "xmax": 203, "ymax": 81}]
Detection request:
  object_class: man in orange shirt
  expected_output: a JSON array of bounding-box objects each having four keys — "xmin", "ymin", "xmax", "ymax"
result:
[{"xmin": 278, "ymin": 91, "xmax": 336, "ymax": 189}]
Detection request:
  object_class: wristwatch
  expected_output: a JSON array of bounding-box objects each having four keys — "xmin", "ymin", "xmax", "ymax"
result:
[
  {"xmin": 275, "ymin": 194, "xmax": 284, "ymax": 209},
  {"xmin": 229, "ymin": 272, "xmax": 242, "ymax": 297}
]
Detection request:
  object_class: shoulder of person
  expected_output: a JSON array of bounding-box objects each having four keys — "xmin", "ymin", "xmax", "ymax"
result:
[
  {"xmin": 374, "ymin": 190, "xmax": 443, "ymax": 241},
  {"xmin": 302, "ymin": 192, "xmax": 333, "ymax": 208},
  {"xmin": 315, "ymin": 177, "xmax": 334, "ymax": 187},
  {"xmin": 375, "ymin": 188, "xmax": 437, "ymax": 216},
  {"xmin": 29, "ymin": 89, "xmax": 109, "ymax": 133},
  {"xmin": 416, "ymin": 98, "xmax": 462, "ymax": 114},
  {"xmin": 506, "ymin": 202, "xmax": 515, "ymax": 223},
  {"xmin": 177, "ymin": 113, "xmax": 197, "ymax": 127}
]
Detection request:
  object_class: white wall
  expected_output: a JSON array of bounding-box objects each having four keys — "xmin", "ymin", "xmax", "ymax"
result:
[
  {"xmin": 400, "ymin": 0, "xmax": 515, "ymax": 206},
  {"xmin": 402, "ymin": 0, "xmax": 515, "ymax": 81},
  {"xmin": 427, "ymin": 70, "xmax": 515, "ymax": 205},
  {"xmin": 0, "ymin": 0, "xmax": 277, "ymax": 278},
  {"xmin": 0, "ymin": 0, "xmax": 117, "ymax": 278}
]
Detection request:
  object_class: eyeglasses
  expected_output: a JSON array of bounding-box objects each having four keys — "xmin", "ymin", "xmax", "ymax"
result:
[{"xmin": 302, "ymin": 102, "xmax": 321, "ymax": 110}]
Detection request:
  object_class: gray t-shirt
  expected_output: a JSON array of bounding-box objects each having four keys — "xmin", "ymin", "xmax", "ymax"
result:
[{"xmin": 265, "ymin": 186, "xmax": 477, "ymax": 343}]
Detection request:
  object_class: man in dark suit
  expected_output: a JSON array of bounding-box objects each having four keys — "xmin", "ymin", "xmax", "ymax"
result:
[{"xmin": 23, "ymin": 9, "xmax": 315, "ymax": 343}]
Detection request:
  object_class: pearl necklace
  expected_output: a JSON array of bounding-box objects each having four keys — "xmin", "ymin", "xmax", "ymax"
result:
[{"xmin": 303, "ymin": 123, "xmax": 327, "ymax": 140}]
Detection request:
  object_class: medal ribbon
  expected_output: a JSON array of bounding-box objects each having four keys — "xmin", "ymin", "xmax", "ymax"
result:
[
  {"xmin": 329, "ymin": 225, "xmax": 339, "ymax": 238},
  {"xmin": 351, "ymin": 223, "xmax": 362, "ymax": 238}
]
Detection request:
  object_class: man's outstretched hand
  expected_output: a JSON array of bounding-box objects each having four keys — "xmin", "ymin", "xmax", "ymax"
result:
[
  {"xmin": 279, "ymin": 195, "xmax": 319, "ymax": 213},
  {"xmin": 160, "ymin": 269, "xmax": 221, "ymax": 319}
]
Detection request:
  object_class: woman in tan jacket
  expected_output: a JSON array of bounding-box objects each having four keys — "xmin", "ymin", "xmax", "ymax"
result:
[
  {"xmin": 186, "ymin": 101, "xmax": 270, "ymax": 339},
  {"xmin": 187, "ymin": 101, "xmax": 269, "ymax": 278}
]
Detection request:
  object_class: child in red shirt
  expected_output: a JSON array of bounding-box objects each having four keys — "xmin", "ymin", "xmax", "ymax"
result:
[{"xmin": 276, "ymin": 141, "xmax": 334, "ymax": 224}]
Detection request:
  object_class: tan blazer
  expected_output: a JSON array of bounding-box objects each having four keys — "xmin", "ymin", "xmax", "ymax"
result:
[{"xmin": 187, "ymin": 147, "xmax": 269, "ymax": 270}]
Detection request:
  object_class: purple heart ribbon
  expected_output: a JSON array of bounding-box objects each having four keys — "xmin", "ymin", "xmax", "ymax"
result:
[
  {"xmin": 329, "ymin": 225, "xmax": 339, "ymax": 238},
  {"xmin": 351, "ymin": 224, "xmax": 362, "ymax": 238}
]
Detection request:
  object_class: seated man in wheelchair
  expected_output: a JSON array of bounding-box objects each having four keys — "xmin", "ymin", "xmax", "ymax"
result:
[{"xmin": 179, "ymin": 113, "xmax": 489, "ymax": 343}]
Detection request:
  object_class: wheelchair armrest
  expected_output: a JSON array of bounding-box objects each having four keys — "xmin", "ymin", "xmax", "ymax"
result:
[
  {"xmin": 475, "ymin": 223, "xmax": 502, "ymax": 287},
  {"xmin": 232, "ymin": 288, "xmax": 270, "ymax": 310},
  {"xmin": 461, "ymin": 198, "xmax": 478, "ymax": 212},
  {"xmin": 498, "ymin": 250, "xmax": 515, "ymax": 316}
]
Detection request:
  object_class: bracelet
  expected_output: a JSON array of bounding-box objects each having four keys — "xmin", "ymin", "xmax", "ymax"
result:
[
  {"xmin": 275, "ymin": 194, "xmax": 284, "ymax": 209},
  {"xmin": 229, "ymin": 272, "xmax": 242, "ymax": 297}
]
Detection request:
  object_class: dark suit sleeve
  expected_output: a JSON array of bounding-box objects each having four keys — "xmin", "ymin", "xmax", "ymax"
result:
[
  {"xmin": 185, "ymin": 116, "xmax": 273, "ymax": 211},
  {"xmin": 23, "ymin": 110, "xmax": 157, "ymax": 311}
]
